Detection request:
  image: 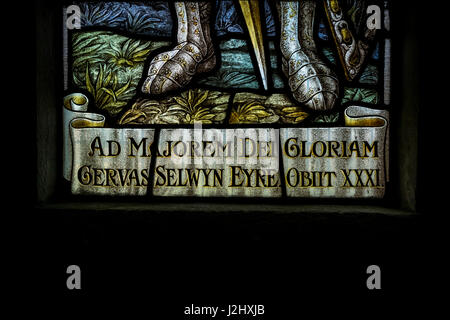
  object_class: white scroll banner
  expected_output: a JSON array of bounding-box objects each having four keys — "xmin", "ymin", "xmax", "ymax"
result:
[
  {"xmin": 63, "ymin": 93, "xmax": 154, "ymax": 196},
  {"xmin": 153, "ymin": 127, "xmax": 282, "ymax": 197},
  {"xmin": 281, "ymin": 106, "xmax": 389, "ymax": 198},
  {"xmin": 63, "ymin": 93, "xmax": 389, "ymax": 198},
  {"xmin": 63, "ymin": 93, "xmax": 105, "ymax": 181}
]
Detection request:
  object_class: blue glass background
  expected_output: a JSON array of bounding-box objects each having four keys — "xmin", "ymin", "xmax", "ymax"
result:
[
  {"xmin": 78, "ymin": 1, "xmax": 276, "ymax": 37},
  {"xmin": 74, "ymin": 1, "xmax": 381, "ymax": 98}
]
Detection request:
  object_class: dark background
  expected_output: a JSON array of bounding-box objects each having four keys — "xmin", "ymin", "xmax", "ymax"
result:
[{"xmin": 14, "ymin": 0, "xmax": 446, "ymax": 315}]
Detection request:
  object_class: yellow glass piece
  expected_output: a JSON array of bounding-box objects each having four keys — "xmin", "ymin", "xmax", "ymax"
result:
[
  {"xmin": 70, "ymin": 95, "xmax": 87, "ymax": 107},
  {"xmin": 349, "ymin": 50, "xmax": 360, "ymax": 66},
  {"xmin": 330, "ymin": 0, "xmax": 340, "ymax": 13},
  {"xmin": 345, "ymin": 116, "xmax": 385, "ymax": 127},
  {"xmin": 238, "ymin": 0, "xmax": 268, "ymax": 90},
  {"xmin": 341, "ymin": 27, "xmax": 352, "ymax": 44},
  {"xmin": 71, "ymin": 119, "xmax": 104, "ymax": 129}
]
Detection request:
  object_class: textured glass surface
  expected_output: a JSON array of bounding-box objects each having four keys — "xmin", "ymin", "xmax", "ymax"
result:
[{"xmin": 62, "ymin": 1, "xmax": 392, "ymax": 198}]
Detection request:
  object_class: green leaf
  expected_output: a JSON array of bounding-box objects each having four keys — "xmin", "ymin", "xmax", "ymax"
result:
[
  {"xmin": 116, "ymin": 78, "xmax": 132, "ymax": 97},
  {"xmin": 73, "ymin": 43, "xmax": 103, "ymax": 57},
  {"xmin": 85, "ymin": 64, "xmax": 95, "ymax": 96},
  {"xmin": 73, "ymin": 56, "xmax": 103, "ymax": 68},
  {"xmin": 103, "ymin": 70, "xmax": 113, "ymax": 87},
  {"xmin": 174, "ymin": 97, "xmax": 188, "ymax": 108},
  {"xmin": 128, "ymin": 39, "xmax": 141, "ymax": 54},
  {"xmin": 251, "ymin": 110, "xmax": 271, "ymax": 117},
  {"xmin": 187, "ymin": 90, "xmax": 194, "ymax": 107},
  {"xmin": 106, "ymin": 101, "xmax": 128, "ymax": 110},
  {"xmin": 243, "ymin": 115, "xmax": 259, "ymax": 122},
  {"xmin": 132, "ymin": 49, "xmax": 152, "ymax": 59},
  {"xmin": 167, "ymin": 105, "xmax": 187, "ymax": 113},
  {"xmin": 96, "ymin": 65, "xmax": 104, "ymax": 92},
  {"xmin": 198, "ymin": 113, "xmax": 215, "ymax": 120},
  {"xmin": 120, "ymin": 111, "xmax": 146, "ymax": 124},
  {"xmin": 342, "ymin": 87, "xmax": 379, "ymax": 105},
  {"xmin": 214, "ymin": 113, "xmax": 226, "ymax": 121},
  {"xmin": 282, "ymin": 107, "xmax": 300, "ymax": 113},
  {"xmin": 294, "ymin": 114, "xmax": 308, "ymax": 122},
  {"xmin": 193, "ymin": 90, "xmax": 209, "ymax": 108},
  {"xmin": 285, "ymin": 112, "xmax": 308, "ymax": 118},
  {"xmin": 100, "ymin": 87, "xmax": 117, "ymax": 102},
  {"xmin": 122, "ymin": 39, "xmax": 132, "ymax": 56},
  {"xmin": 112, "ymin": 74, "xmax": 118, "ymax": 90},
  {"xmin": 159, "ymin": 114, "xmax": 180, "ymax": 124},
  {"xmin": 98, "ymin": 92, "xmax": 113, "ymax": 109}
]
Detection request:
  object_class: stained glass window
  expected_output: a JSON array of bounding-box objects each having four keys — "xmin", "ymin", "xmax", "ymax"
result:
[{"xmin": 62, "ymin": 0, "xmax": 391, "ymax": 198}]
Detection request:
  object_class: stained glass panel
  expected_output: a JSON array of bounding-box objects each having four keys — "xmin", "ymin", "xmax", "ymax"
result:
[{"xmin": 62, "ymin": 0, "xmax": 391, "ymax": 198}]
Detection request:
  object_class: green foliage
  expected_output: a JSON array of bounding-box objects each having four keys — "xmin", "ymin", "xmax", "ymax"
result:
[
  {"xmin": 198, "ymin": 70, "xmax": 257, "ymax": 88},
  {"xmin": 72, "ymin": 32, "xmax": 109, "ymax": 70},
  {"xmin": 169, "ymin": 89, "xmax": 218, "ymax": 124},
  {"xmin": 342, "ymin": 87, "xmax": 379, "ymax": 105},
  {"xmin": 359, "ymin": 65, "xmax": 378, "ymax": 85},
  {"xmin": 107, "ymin": 38, "xmax": 153, "ymax": 69},
  {"xmin": 313, "ymin": 112, "xmax": 340, "ymax": 123},
  {"xmin": 119, "ymin": 90, "xmax": 227, "ymax": 125},
  {"xmin": 71, "ymin": 31, "xmax": 168, "ymax": 117},
  {"xmin": 84, "ymin": 63, "xmax": 133, "ymax": 115},
  {"xmin": 278, "ymin": 106, "xmax": 309, "ymax": 124},
  {"xmin": 230, "ymin": 101, "xmax": 272, "ymax": 124}
]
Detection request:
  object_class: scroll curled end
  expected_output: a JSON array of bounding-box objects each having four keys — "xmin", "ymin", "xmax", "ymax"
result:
[
  {"xmin": 63, "ymin": 93, "xmax": 106, "ymax": 181},
  {"xmin": 344, "ymin": 105, "xmax": 390, "ymax": 182},
  {"xmin": 344, "ymin": 105, "xmax": 388, "ymax": 128}
]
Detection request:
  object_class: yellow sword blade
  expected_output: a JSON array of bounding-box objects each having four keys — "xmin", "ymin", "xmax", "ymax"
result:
[{"xmin": 238, "ymin": 0, "xmax": 268, "ymax": 90}]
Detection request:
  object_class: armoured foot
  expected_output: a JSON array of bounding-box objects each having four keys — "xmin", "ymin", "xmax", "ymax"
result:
[
  {"xmin": 142, "ymin": 43, "xmax": 216, "ymax": 94},
  {"xmin": 282, "ymin": 49, "xmax": 339, "ymax": 111},
  {"xmin": 141, "ymin": 1, "xmax": 215, "ymax": 95}
]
